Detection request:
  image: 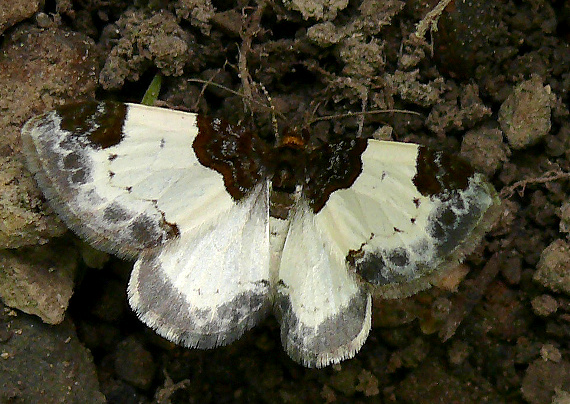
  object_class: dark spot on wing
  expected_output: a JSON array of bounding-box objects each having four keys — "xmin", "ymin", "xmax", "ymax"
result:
[
  {"xmin": 58, "ymin": 101, "xmax": 127, "ymax": 149},
  {"xmin": 62, "ymin": 152, "xmax": 82, "ymax": 169},
  {"xmin": 387, "ymin": 248, "xmax": 410, "ymax": 268},
  {"xmin": 351, "ymin": 247, "xmax": 420, "ymax": 286},
  {"xmin": 353, "ymin": 253, "xmax": 390, "ymax": 285},
  {"xmin": 413, "ymin": 146, "xmax": 474, "ymax": 197},
  {"xmin": 346, "ymin": 235, "xmax": 374, "ymax": 268},
  {"xmin": 128, "ymin": 215, "xmax": 164, "ymax": 246},
  {"xmin": 102, "ymin": 203, "xmax": 130, "ymax": 223},
  {"xmin": 61, "ymin": 151, "xmax": 89, "ymax": 184},
  {"xmin": 70, "ymin": 169, "xmax": 88, "ymax": 185},
  {"xmin": 346, "ymin": 244, "xmax": 365, "ymax": 265},
  {"xmin": 440, "ymin": 206, "xmax": 457, "ymax": 226}
]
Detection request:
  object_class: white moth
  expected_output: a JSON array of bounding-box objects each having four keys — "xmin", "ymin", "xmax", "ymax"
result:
[{"xmin": 21, "ymin": 101, "xmax": 500, "ymax": 367}]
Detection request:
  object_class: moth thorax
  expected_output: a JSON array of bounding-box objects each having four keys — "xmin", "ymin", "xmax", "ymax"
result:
[
  {"xmin": 271, "ymin": 139, "xmax": 306, "ymax": 194},
  {"xmin": 279, "ymin": 127, "xmax": 307, "ymax": 148}
]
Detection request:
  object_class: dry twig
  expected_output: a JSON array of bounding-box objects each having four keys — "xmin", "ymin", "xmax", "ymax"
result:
[{"xmin": 499, "ymin": 169, "xmax": 570, "ymax": 199}]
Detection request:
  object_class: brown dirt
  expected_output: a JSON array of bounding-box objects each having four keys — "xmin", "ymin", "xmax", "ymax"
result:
[{"xmin": 1, "ymin": 0, "xmax": 570, "ymax": 403}]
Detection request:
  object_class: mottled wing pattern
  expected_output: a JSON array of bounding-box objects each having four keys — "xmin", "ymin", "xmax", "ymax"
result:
[
  {"xmin": 311, "ymin": 140, "xmax": 500, "ymax": 299},
  {"xmin": 21, "ymin": 102, "xmax": 201, "ymax": 258},
  {"xmin": 22, "ymin": 101, "xmax": 273, "ymax": 348}
]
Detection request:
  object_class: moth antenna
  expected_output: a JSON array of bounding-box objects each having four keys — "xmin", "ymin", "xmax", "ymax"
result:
[
  {"xmin": 191, "ymin": 66, "xmax": 227, "ymax": 111},
  {"xmin": 306, "ymin": 99, "xmax": 323, "ymax": 129},
  {"xmin": 257, "ymin": 82, "xmax": 280, "ymax": 141},
  {"xmin": 307, "ymin": 109, "xmax": 422, "ymax": 126},
  {"xmin": 189, "ymin": 1, "xmax": 284, "ymax": 131},
  {"xmin": 187, "ymin": 78, "xmax": 285, "ymax": 121}
]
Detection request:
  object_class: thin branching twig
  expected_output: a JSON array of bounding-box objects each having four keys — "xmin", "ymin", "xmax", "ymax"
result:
[{"xmin": 500, "ymin": 169, "xmax": 570, "ymax": 199}]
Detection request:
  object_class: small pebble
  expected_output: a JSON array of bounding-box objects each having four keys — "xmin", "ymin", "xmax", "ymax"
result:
[
  {"xmin": 499, "ymin": 76, "xmax": 553, "ymax": 149},
  {"xmin": 540, "ymin": 343, "xmax": 561, "ymax": 363},
  {"xmin": 534, "ymin": 239, "xmax": 570, "ymax": 295},
  {"xmin": 531, "ymin": 294, "xmax": 559, "ymax": 316}
]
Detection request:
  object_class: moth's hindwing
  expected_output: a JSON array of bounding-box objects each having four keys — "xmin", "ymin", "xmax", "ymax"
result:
[
  {"xmin": 275, "ymin": 198, "xmax": 372, "ymax": 368},
  {"xmin": 311, "ymin": 140, "xmax": 500, "ymax": 299},
  {"xmin": 129, "ymin": 182, "xmax": 272, "ymax": 348}
]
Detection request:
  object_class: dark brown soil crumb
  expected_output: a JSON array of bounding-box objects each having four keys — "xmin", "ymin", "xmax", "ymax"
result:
[{"xmin": 1, "ymin": 0, "xmax": 570, "ymax": 403}]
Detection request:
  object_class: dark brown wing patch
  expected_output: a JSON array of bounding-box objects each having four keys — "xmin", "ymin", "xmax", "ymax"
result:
[
  {"xmin": 304, "ymin": 138, "xmax": 368, "ymax": 213},
  {"xmin": 194, "ymin": 116, "xmax": 270, "ymax": 201},
  {"xmin": 59, "ymin": 101, "xmax": 127, "ymax": 149},
  {"xmin": 413, "ymin": 146, "xmax": 474, "ymax": 197}
]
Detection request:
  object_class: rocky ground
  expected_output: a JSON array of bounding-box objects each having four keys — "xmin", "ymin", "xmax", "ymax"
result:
[{"xmin": 1, "ymin": 0, "xmax": 570, "ymax": 403}]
